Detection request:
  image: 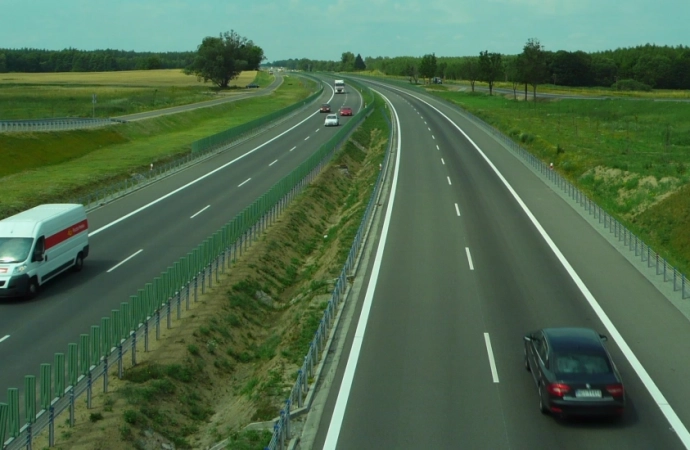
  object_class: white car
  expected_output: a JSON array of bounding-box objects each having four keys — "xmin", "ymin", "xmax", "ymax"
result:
[{"xmin": 324, "ymin": 114, "xmax": 339, "ymax": 127}]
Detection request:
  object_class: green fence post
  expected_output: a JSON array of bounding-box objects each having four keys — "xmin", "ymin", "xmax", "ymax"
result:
[
  {"xmin": 0, "ymin": 402, "xmax": 8, "ymax": 447},
  {"xmin": 54, "ymin": 353, "xmax": 65, "ymax": 399},
  {"xmin": 40, "ymin": 363, "xmax": 51, "ymax": 410},
  {"xmin": 146, "ymin": 283, "xmax": 155, "ymax": 315},
  {"xmin": 79, "ymin": 334, "xmax": 90, "ymax": 376},
  {"xmin": 25, "ymin": 375, "xmax": 36, "ymax": 424},
  {"xmin": 91, "ymin": 325, "xmax": 101, "ymax": 367},
  {"xmin": 112, "ymin": 310, "xmax": 121, "ymax": 345},
  {"xmin": 130, "ymin": 295, "xmax": 139, "ymax": 328},
  {"xmin": 121, "ymin": 302, "xmax": 131, "ymax": 338},
  {"xmin": 67, "ymin": 342, "xmax": 77, "ymax": 426},
  {"xmin": 153, "ymin": 277, "xmax": 162, "ymax": 309},
  {"xmin": 101, "ymin": 317, "xmax": 111, "ymax": 355},
  {"xmin": 7, "ymin": 388, "xmax": 18, "ymax": 438},
  {"xmin": 67, "ymin": 343, "xmax": 78, "ymax": 387}
]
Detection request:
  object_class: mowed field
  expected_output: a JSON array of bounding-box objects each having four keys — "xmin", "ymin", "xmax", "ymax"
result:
[{"xmin": 0, "ymin": 69, "xmax": 259, "ymax": 119}]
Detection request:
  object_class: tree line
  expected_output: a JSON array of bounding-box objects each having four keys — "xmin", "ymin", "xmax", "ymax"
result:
[
  {"xmin": 268, "ymin": 42, "xmax": 690, "ymax": 92},
  {"xmin": 0, "ymin": 48, "xmax": 195, "ymax": 72}
]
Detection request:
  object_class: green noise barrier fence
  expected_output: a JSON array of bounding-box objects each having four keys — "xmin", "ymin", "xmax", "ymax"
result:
[
  {"xmin": 71, "ymin": 78, "xmax": 324, "ymax": 214},
  {"xmin": 1, "ymin": 80, "xmax": 374, "ymax": 450}
]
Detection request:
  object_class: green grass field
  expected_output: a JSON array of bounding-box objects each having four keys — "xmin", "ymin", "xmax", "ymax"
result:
[
  {"xmin": 0, "ymin": 73, "xmax": 314, "ymax": 218},
  {"xmin": 427, "ymin": 88, "xmax": 690, "ymax": 275},
  {"xmin": 0, "ymin": 70, "xmax": 269, "ymax": 119}
]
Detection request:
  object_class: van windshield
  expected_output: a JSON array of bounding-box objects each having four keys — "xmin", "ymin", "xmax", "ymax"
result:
[{"xmin": 0, "ymin": 237, "xmax": 34, "ymax": 263}]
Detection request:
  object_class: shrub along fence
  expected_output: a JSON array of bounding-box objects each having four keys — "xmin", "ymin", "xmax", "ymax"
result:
[{"xmin": 0, "ymin": 81, "xmax": 370, "ymax": 450}]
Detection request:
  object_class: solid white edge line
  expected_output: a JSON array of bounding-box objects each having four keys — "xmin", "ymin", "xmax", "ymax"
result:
[
  {"xmin": 447, "ymin": 176, "xmax": 452, "ymax": 185},
  {"xmin": 190, "ymin": 205, "xmax": 210, "ymax": 219},
  {"xmin": 484, "ymin": 333, "xmax": 500, "ymax": 383},
  {"xmin": 107, "ymin": 249, "xmax": 143, "ymax": 273},
  {"xmin": 402, "ymin": 90, "xmax": 690, "ymax": 448},
  {"xmin": 455, "ymin": 203, "xmax": 461, "ymax": 216},
  {"xmin": 289, "ymin": 146, "xmax": 297, "ymax": 152},
  {"xmin": 238, "ymin": 178, "xmax": 251, "ymax": 187},
  {"xmin": 0, "ymin": 335, "xmax": 9, "ymax": 343},
  {"xmin": 88, "ymin": 94, "xmax": 333, "ymax": 237},
  {"xmin": 269, "ymin": 159, "xmax": 278, "ymax": 167},
  {"xmin": 465, "ymin": 247, "xmax": 474, "ymax": 270},
  {"xmin": 323, "ymin": 90, "xmax": 402, "ymax": 450}
]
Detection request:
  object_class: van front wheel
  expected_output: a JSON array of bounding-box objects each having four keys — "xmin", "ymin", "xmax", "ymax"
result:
[
  {"xmin": 26, "ymin": 277, "xmax": 39, "ymax": 299},
  {"xmin": 73, "ymin": 253, "xmax": 84, "ymax": 272}
]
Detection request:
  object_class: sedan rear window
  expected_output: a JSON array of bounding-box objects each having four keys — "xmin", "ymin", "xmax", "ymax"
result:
[{"xmin": 554, "ymin": 353, "xmax": 612, "ymax": 374}]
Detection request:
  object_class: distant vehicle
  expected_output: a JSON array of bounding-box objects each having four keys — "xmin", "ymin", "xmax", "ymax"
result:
[
  {"xmin": 524, "ymin": 327, "xmax": 625, "ymax": 418},
  {"xmin": 320, "ymin": 103, "xmax": 331, "ymax": 113},
  {"xmin": 246, "ymin": 83, "xmax": 260, "ymax": 88},
  {"xmin": 339, "ymin": 106, "xmax": 353, "ymax": 116},
  {"xmin": 334, "ymin": 80, "xmax": 345, "ymax": 94},
  {"xmin": 0, "ymin": 204, "xmax": 89, "ymax": 299},
  {"xmin": 324, "ymin": 114, "xmax": 339, "ymax": 127},
  {"xmin": 432, "ymin": 77, "xmax": 443, "ymax": 84}
]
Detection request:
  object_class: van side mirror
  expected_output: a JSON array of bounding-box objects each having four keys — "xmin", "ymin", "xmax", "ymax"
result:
[
  {"xmin": 523, "ymin": 335, "xmax": 532, "ymax": 342},
  {"xmin": 33, "ymin": 251, "xmax": 44, "ymax": 262}
]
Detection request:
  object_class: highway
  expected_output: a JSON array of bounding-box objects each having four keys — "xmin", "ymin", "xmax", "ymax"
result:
[
  {"xmin": 0, "ymin": 76, "xmax": 363, "ymax": 407},
  {"xmin": 305, "ymin": 80, "xmax": 690, "ymax": 449}
]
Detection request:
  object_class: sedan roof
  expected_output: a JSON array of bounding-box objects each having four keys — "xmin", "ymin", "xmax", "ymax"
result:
[{"xmin": 543, "ymin": 327, "xmax": 607, "ymax": 354}]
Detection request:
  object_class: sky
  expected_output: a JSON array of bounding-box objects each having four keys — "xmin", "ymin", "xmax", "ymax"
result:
[{"xmin": 0, "ymin": 0, "xmax": 688, "ymax": 62}]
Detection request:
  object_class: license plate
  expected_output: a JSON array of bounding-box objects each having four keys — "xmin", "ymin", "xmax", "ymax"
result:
[{"xmin": 575, "ymin": 389, "xmax": 602, "ymax": 398}]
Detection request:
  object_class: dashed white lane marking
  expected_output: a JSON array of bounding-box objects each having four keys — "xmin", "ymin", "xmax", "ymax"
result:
[
  {"xmin": 465, "ymin": 247, "xmax": 474, "ymax": 270},
  {"xmin": 441, "ymin": 158, "xmax": 445, "ymax": 165},
  {"xmin": 0, "ymin": 335, "xmax": 9, "ymax": 343},
  {"xmin": 304, "ymin": 136, "xmax": 310, "ymax": 140},
  {"xmin": 190, "ymin": 205, "xmax": 210, "ymax": 219},
  {"xmin": 447, "ymin": 176, "xmax": 452, "ymax": 185},
  {"xmin": 269, "ymin": 159, "xmax": 278, "ymax": 167},
  {"xmin": 455, "ymin": 203, "xmax": 461, "ymax": 216},
  {"xmin": 107, "ymin": 249, "xmax": 143, "ymax": 273},
  {"xmin": 290, "ymin": 146, "xmax": 296, "ymax": 152},
  {"xmin": 238, "ymin": 178, "xmax": 251, "ymax": 187},
  {"xmin": 484, "ymin": 333, "xmax": 500, "ymax": 383}
]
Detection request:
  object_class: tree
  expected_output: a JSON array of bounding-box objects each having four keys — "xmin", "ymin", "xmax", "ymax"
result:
[
  {"xmin": 504, "ymin": 56, "xmax": 524, "ymax": 100},
  {"xmin": 478, "ymin": 51, "xmax": 503, "ymax": 95},
  {"xmin": 0, "ymin": 53, "xmax": 6, "ymax": 73},
  {"xmin": 185, "ymin": 30, "xmax": 264, "ymax": 88},
  {"xmin": 419, "ymin": 53, "xmax": 437, "ymax": 83},
  {"xmin": 354, "ymin": 53, "xmax": 366, "ymax": 70},
  {"xmin": 460, "ymin": 58, "xmax": 479, "ymax": 91},
  {"xmin": 520, "ymin": 38, "xmax": 548, "ymax": 102},
  {"xmin": 437, "ymin": 61, "xmax": 448, "ymax": 78},
  {"xmin": 340, "ymin": 52, "xmax": 355, "ymax": 71},
  {"xmin": 406, "ymin": 63, "xmax": 419, "ymax": 84}
]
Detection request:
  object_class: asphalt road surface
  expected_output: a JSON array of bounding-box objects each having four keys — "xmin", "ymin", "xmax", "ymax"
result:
[
  {"xmin": 306, "ymin": 80, "xmax": 690, "ymax": 449},
  {"xmin": 0, "ymin": 77, "xmax": 363, "ymax": 409}
]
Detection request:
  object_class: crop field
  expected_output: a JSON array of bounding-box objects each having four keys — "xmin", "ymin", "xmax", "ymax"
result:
[
  {"xmin": 428, "ymin": 88, "xmax": 690, "ymax": 273},
  {"xmin": 0, "ymin": 69, "xmax": 260, "ymax": 119}
]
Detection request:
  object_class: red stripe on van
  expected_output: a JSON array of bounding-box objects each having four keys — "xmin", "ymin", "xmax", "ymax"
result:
[{"xmin": 45, "ymin": 219, "xmax": 88, "ymax": 250}]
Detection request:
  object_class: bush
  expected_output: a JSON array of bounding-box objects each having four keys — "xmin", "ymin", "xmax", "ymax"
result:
[{"xmin": 612, "ymin": 79, "xmax": 652, "ymax": 92}]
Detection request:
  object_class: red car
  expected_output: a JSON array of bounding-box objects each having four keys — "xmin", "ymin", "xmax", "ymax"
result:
[
  {"xmin": 339, "ymin": 106, "xmax": 353, "ymax": 116},
  {"xmin": 320, "ymin": 103, "xmax": 331, "ymax": 113}
]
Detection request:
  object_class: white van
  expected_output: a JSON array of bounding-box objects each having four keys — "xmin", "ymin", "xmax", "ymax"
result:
[{"xmin": 0, "ymin": 204, "xmax": 89, "ymax": 298}]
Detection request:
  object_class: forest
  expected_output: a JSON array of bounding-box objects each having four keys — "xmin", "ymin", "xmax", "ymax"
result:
[{"xmin": 269, "ymin": 44, "xmax": 690, "ymax": 90}]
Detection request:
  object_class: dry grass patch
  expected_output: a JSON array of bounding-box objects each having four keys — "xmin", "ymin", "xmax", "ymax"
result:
[{"xmin": 0, "ymin": 70, "xmax": 256, "ymax": 87}]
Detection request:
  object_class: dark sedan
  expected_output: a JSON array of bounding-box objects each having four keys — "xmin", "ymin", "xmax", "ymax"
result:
[
  {"xmin": 524, "ymin": 327, "xmax": 625, "ymax": 418},
  {"xmin": 320, "ymin": 103, "xmax": 331, "ymax": 113}
]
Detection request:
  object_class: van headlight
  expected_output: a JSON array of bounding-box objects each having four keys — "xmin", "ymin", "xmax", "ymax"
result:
[{"xmin": 13, "ymin": 264, "xmax": 27, "ymax": 275}]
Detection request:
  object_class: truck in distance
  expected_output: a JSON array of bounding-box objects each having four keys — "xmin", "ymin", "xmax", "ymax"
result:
[{"xmin": 335, "ymin": 80, "xmax": 345, "ymax": 94}]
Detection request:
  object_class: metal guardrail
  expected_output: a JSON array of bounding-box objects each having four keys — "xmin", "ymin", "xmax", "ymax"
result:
[
  {"xmin": 0, "ymin": 118, "xmax": 119, "ymax": 133},
  {"xmin": 0, "ymin": 81, "xmax": 374, "ymax": 450},
  {"xmin": 452, "ymin": 102, "xmax": 690, "ymax": 298}
]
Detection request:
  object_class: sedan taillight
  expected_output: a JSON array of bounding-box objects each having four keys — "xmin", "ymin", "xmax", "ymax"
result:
[
  {"xmin": 606, "ymin": 384, "xmax": 625, "ymax": 397},
  {"xmin": 547, "ymin": 383, "xmax": 570, "ymax": 397}
]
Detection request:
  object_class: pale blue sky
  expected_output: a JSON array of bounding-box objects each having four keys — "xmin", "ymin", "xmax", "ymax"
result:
[{"xmin": 0, "ymin": 0, "xmax": 687, "ymax": 61}]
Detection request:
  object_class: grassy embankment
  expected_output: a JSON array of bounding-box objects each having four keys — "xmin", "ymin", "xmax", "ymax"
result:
[
  {"xmin": 422, "ymin": 86, "xmax": 690, "ymax": 274},
  {"xmin": 0, "ymin": 69, "xmax": 273, "ymax": 119},
  {"xmin": 0, "ymin": 70, "xmax": 307, "ymax": 218},
  {"xmin": 36, "ymin": 96, "xmax": 391, "ymax": 450}
]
